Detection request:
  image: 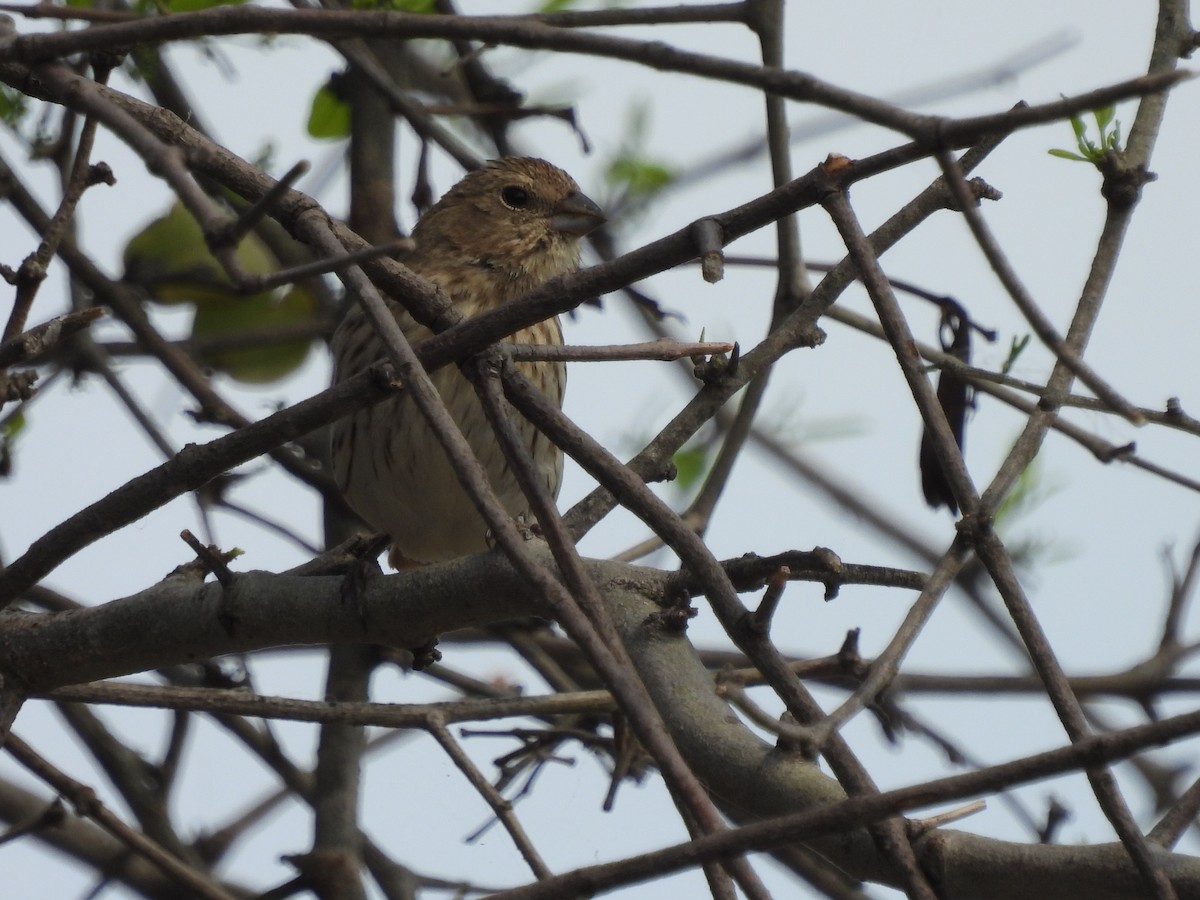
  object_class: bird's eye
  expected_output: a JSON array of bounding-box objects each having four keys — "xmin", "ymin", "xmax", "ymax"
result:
[{"xmin": 501, "ymin": 186, "xmax": 530, "ymax": 208}]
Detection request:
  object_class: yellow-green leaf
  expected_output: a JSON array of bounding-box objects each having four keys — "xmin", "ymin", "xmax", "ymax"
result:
[
  {"xmin": 307, "ymin": 84, "xmax": 351, "ymax": 140},
  {"xmin": 606, "ymin": 157, "xmax": 675, "ymax": 199},
  {"xmin": 0, "ymin": 84, "xmax": 28, "ymax": 131},
  {"xmin": 191, "ymin": 287, "xmax": 318, "ymax": 384},
  {"xmin": 672, "ymin": 445, "xmax": 710, "ymax": 492},
  {"xmin": 131, "ymin": 0, "xmax": 244, "ymax": 11},
  {"xmin": 123, "ymin": 201, "xmax": 276, "ymax": 307}
]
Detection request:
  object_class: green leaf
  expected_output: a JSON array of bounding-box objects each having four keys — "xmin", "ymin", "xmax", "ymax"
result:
[
  {"xmin": 353, "ymin": 0, "xmax": 434, "ymax": 9},
  {"xmin": 2, "ymin": 410, "xmax": 25, "ymax": 441},
  {"xmin": 1068, "ymin": 112, "xmax": 1087, "ymax": 141},
  {"xmin": 0, "ymin": 410, "xmax": 24, "ymax": 478},
  {"xmin": 601, "ymin": 100, "xmax": 677, "ymax": 208},
  {"xmin": 538, "ymin": 0, "xmax": 578, "ymax": 11},
  {"xmin": 995, "ymin": 460, "xmax": 1042, "ymax": 526},
  {"xmin": 191, "ymin": 287, "xmax": 318, "ymax": 384},
  {"xmin": 993, "ymin": 460, "xmax": 1072, "ymax": 570},
  {"xmin": 1047, "ymin": 149, "xmax": 1088, "ymax": 162},
  {"xmin": 672, "ymin": 445, "xmax": 710, "ymax": 492},
  {"xmin": 606, "ymin": 157, "xmax": 675, "ymax": 199},
  {"xmin": 1053, "ymin": 105, "xmax": 1124, "ymax": 166},
  {"xmin": 306, "ymin": 84, "xmax": 351, "ymax": 140},
  {"xmin": 1001, "ymin": 334, "xmax": 1030, "ymax": 376},
  {"xmin": 162, "ymin": 0, "xmax": 245, "ymax": 12},
  {"xmin": 1106, "ymin": 121, "xmax": 1122, "ymax": 152},
  {"xmin": 122, "ymin": 201, "xmax": 278, "ymax": 306},
  {"xmin": 0, "ymin": 84, "xmax": 28, "ymax": 132},
  {"xmin": 123, "ymin": 200, "xmax": 318, "ymax": 385}
]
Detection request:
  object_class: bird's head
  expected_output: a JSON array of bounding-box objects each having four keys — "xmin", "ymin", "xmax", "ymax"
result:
[{"xmin": 411, "ymin": 157, "xmax": 605, "ymax": 296}]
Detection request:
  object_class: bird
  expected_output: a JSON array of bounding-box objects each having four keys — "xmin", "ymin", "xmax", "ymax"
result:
[{"xmin": 330, "ymin": 157, "xmax": 605, "ymax": 567}]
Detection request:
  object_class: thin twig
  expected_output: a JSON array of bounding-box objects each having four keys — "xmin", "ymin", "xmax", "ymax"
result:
[
  {"xmin": 502, "ymin": 338, "xmax": 734, "ymax": 363},
  {"xmin": 179, "ymin": 530, "xmax": 236, "ymax": 586},
  {"xmin": 427, "ymin": 718, "xmax": 551, "ymax": 879},
  {"xmin": 211, "ymin": 159, "xmax": 310, "ymax": 251},
  {"xmin": 239, "ymin": 237, "xmax": 413, "ymax": 293},
  {"xmin": 1149, "ymin": 774, "xmax": 1200, "ymax": 849},
  {"xmin": 4, "ymin": 734, "xmax": 238, "ymax": 900}
]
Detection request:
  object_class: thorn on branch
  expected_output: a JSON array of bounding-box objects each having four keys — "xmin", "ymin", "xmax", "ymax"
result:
[
  {"xmin": 693, "ymin": 342, "xmax": 740, "ymax": 385},
  {"xmin": 910, "ymin": 799, "xmax": 987, "ymax": 838},
  {"xmin": 648, "ymin": 586, "xmax": 696, "ymax": 633},
  {"xmin": 178, "ymin": 529, "xmax": 239, "ymax": 586}
]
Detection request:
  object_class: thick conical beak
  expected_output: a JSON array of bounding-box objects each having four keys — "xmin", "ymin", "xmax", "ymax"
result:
[{"xmin": 551, "ymin": 191, "xmax": 606, "ymax": 237}]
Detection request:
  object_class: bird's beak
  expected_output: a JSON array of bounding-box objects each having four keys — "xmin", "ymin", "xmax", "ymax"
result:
[{"xmin": 551, "ymin": 191, "xmax": 606, "ymax": 237}]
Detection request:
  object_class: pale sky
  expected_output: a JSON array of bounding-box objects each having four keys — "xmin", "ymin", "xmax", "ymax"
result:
[{"xmin": 2, "ymin": 3, "xmax": 1198, "ymax": 897}]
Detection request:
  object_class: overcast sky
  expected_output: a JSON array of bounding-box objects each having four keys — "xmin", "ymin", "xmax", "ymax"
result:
[{"xmin": 2, "ymin": 2, "xmax": 1198, "ymax": 897}]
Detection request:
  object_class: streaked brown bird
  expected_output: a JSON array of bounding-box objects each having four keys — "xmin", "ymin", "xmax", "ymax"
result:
[{"xmin": 330, "ymin": 158, "xmax": 605, "ymax": 566}]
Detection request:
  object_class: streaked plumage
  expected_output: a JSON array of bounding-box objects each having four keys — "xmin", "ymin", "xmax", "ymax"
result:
[{"xmin": 331, "ymin": 158, "xmax": 604, "ymax": 565}]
